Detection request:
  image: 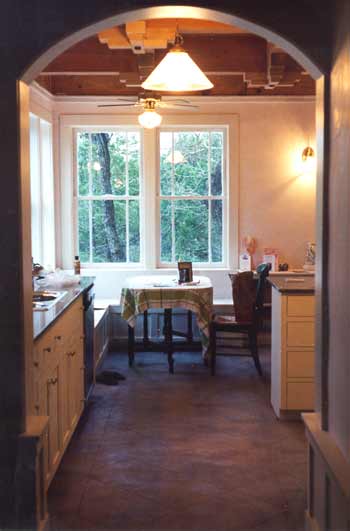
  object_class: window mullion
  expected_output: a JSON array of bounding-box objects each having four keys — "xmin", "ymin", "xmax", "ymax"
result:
[
  {"xmin": 125, "ymin": 133, "xmax": 130, "ymax": 263},
  {"xmin": 208, "ymin": 133, "xmax": 212, "ymax": 263}
]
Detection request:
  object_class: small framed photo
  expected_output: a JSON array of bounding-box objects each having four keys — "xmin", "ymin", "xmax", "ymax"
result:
[{"xmin": 178, "ymin": 261, "xmax": 193, "ymax": 283}]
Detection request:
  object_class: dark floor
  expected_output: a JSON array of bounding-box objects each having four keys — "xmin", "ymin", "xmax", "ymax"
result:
[{"xmin": 49, "ymin": 349, "xmax": 307, "ymax": 531}]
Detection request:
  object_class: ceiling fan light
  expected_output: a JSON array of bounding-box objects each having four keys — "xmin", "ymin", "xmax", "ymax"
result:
[
  {"xmin": 138, "ymin": 109, "xmax": 162, "ymax": 129},
  {"xmin": 141, "ymin": 48, "xmax": 213, "ymax": 92}
]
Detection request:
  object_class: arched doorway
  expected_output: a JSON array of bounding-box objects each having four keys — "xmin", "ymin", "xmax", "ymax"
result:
[{"xmin": 6, "ymin": 3, "xmax": 328, "ymax": 528}]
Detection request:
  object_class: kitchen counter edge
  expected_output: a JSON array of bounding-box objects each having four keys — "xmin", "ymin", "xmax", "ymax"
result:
[{"xmin": 33, "ymin": 277, "xmax": 95, "ymax": 341}]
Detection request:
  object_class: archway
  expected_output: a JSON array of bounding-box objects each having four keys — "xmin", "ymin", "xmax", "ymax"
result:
[{"xmin": 11, "ymin": 3, "xmax": 328, "ymax": 528}]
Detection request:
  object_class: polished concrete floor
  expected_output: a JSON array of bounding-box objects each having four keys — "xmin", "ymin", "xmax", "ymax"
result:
[{"xmin": 49, "ymin": 349, "xmax": 307, "ymax": 530}]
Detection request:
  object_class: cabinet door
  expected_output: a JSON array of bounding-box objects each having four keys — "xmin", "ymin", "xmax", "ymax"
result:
[
  {"xmin": 42, "ymin": 364, "xmax": 61, "ymax": 482},
  {"xmin": 70, "ymin": 335, "xmax": 85, "ymax": 428}
]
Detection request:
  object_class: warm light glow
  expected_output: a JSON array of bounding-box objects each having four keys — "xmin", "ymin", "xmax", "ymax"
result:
[
  {"xmin": 166, "ymin": 150, "xmax": 185, "ymax": 164},
  {"xmin": 141, "ymin": 48, "xmax": 213, "ymax": 92},
  {"xmin": 301, "ymin": 146, "xmax": 316, "ymax": 178},
  {"xmin": 138, "ymin": 109, "xmax": 162, "ymax": 129}
]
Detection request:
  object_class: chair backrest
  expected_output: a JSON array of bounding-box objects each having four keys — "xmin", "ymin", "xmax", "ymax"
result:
[
  {"xmin": 255, "ymin": 262, "xmax": 271, "ymax": 311},
  {"xmin": 229, "ymin": 271, "xmax": 255, "ymax": 323}
]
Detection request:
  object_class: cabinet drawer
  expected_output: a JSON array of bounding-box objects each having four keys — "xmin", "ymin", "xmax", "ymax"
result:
[
  {"xmin": 287, "ymin": 321, "xmax": 315, "ymax": 347},
  {"xmin": 287, "ymin": 382, "xmax": 314, "ymax": 410},
  {"xmin": 287, "ymin": 350, "xmax": 314, "ymax": 378},
  {"xmin": 287, "ymin": 296, "xmax": 315, "ymax": 317}
]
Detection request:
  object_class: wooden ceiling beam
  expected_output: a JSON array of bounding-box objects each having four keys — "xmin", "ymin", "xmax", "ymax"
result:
[{"xmin": 98, "ymin": 27, "xmax": 130, "ymax": 49}]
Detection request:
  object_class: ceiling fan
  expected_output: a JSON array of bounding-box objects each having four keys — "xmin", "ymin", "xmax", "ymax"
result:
[{"xmin": 98, "ymin": 96, "xmax": 198, "ymax": 129}]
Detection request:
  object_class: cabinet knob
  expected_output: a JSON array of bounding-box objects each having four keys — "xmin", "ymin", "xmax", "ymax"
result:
[
  {"xmin": 43, "ymin": 347, "xmax": 51, "ymax": 353},
  {"xmin": 67, "ymin": 351, "xmax": 76, "ymax": 357},
  {"xmin": 33, "ymin": 361, "xmax": 39, "ymax": 367},
  {"xmin": 48, "ymin": 377, "xmax": 58, "ymax": 385},
  {"xmin": 34, "ymin": 404, "xmax": 40, "ymax": 411},
  {"xmin": 54, "ymin": 335, "xmax": 62, "ymax": 340}
]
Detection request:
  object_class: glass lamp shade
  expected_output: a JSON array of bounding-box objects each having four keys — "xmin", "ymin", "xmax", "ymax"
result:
[
  {"xmin": 141, "ymin": 48, "xmax": 213, "ymax": 92},
  {"xmin": 138, "ymin": 109, "xmax": 162, "ymax": 129}
]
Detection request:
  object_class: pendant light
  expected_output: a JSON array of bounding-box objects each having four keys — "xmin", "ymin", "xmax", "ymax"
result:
[{"xmin": 141, "ymin": 33, "xmax": 213, "ymax": 92}]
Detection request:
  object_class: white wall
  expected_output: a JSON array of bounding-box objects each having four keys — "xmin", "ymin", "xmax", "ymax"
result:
[{"xmin": 30, "ymin": 87, "xmax": 316, "ymax": 301}]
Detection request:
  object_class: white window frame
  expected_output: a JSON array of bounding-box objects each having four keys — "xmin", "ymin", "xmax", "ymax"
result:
[
  {"xmin": 29, "ymin": 113, "xmax": 56, "ymax": 268},
  {"xmin": 73, "ymin": 128, "xmax": 144, "ymax": 267},
  {"xmin": 157, "ymin": 126, "xmax": 228, "ymax": 268},
  {"xmin": 59, "ymin": 114, "xmax": 239, "ymax": 272}
]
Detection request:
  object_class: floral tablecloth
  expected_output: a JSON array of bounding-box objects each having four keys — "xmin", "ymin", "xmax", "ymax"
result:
[{"xmin": 120, "ymin": 275, "xmax": 213, "ymax": 355}]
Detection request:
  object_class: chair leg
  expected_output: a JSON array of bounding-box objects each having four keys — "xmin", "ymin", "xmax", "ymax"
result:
[
  {"xmin": 248, "ymin": 328, "xmax": 262, "ymax": 376},
  {"xmin": 210, "ymin": 324, "xmax": 216, "ymax": 376},
  {"xmin": 128, "ymin": 325, "xmax": 135, "ymax": 367}
]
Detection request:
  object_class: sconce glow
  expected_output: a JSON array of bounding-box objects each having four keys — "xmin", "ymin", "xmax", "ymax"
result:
[
  {"xmin": 301, "ymin": 146, "xmax": 316, "ymax": 176},
  {"xmin": 138, "ymin": 109, "xmax": 162, "ymax": 129},
  {"xmin": 141, "ymin": 35, "xmax": 213, "ymax": 92}
]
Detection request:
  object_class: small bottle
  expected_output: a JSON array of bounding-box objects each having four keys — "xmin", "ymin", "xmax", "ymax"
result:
[{"xmin": 74, "ymin": 255, "xmax": 81, "ymax": 275}]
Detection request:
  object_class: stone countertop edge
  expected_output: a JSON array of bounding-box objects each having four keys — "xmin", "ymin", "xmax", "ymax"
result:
[
  {"xmin": 33, "ymin": 276, "xmax": 95, "ymax": 341},
  {"xmin": 268, "ymin": 276, "xmax": 315, "ymax": 294}
]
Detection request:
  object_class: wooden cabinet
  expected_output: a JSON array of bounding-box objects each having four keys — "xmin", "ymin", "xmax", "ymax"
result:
[
  {"xmin": 32, "ymin": 295, "xmax": 84, "ymax": 485},
  {"xmin": 271, "ymin": 289, "xmax": 315, "ymax": 419}
]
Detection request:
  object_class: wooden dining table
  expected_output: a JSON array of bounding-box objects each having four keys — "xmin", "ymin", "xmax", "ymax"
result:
[{"xmin": 120, "ymin": 275, "xmax": 213, "ymax": 373}]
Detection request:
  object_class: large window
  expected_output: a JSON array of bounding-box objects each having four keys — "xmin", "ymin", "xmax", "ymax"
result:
[
  {"xmin": 76, "ymin": 131, "xmax": 141, "ymax": 264},
  {"xmin": 159, "ymin": 129, "xmax": 225, "ymax": 265},
  {"xmin": 30, "ymin": 113, "xmax": 55, "ymax": 268},
  {"xmin": 66, "ymin": 114, "xmax": 237, "ymax": 271}
]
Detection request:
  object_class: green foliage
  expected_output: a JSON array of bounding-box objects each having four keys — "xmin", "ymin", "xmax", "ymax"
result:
[
  {"xmin": 160, "ymin": 131, "xmax": 224, "ymax": 263},
  {"xmin": 77, "ymin": 129, "xmax": 224, "ymax": 265}
]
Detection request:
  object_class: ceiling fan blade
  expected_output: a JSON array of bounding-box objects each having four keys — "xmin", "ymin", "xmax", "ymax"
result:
[
  {"xmin": 158, "ymin": 102, "xmax": 198, "ymax": 109},
  {"xmin": 98, "ymin": 103, "xmax": 138, "ymax": 107}
]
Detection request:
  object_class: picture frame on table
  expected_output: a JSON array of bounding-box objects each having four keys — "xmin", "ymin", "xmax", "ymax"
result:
[{"xmin": 178, "ymin": 261, "xmax": 193, "ymax": 283}]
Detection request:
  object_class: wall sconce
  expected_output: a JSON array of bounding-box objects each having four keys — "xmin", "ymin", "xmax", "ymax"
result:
[{"xmin": 300, "ymin": 146, "xmax": 316, "ymax": 178}]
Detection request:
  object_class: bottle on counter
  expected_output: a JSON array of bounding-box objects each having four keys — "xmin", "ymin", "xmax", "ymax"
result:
[{"xmin": 74, "ymin": 255, "xmax": 81, "ymax": 275}]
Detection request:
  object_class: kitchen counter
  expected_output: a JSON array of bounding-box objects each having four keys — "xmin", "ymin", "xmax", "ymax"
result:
[
  {"xmin": 268, "ymin": 276, "xmax": 315, "ymax": 294},
  {"xmin": 33, "ymin": 277, "xmax": 94, "ymax": 340}
]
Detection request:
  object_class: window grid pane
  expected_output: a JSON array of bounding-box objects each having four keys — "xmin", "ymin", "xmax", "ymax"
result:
[
  {"xmin": 77, "ymin": 131, "xmax": 141, "ymax": 264},
  {"xmin": 159, "ymin": 130, "xmax": 225, "ymax": 265}
]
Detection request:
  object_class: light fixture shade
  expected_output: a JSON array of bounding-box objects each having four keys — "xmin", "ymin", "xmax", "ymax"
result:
[
  {"xmin": 141, "ymin": 49, "xmax": 213, "ymax": 92},
  {"xmin": 138, "ymin": 109, "xmax": 162, "ymax": 129}
]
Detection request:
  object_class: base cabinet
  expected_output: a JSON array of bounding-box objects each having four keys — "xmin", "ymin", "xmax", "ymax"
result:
[
  {"xmin": 32, "ymin": 295, "xmax": 85, "ymax": 486},
  {"xmin": 271, "ymin": 289, "xmax": 315, "ymax": 418}
]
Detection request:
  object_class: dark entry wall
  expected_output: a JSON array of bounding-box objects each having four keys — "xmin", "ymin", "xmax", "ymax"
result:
[{"xmin": 0, "ymin": 0, "xmax": 331, "ymax": 527}]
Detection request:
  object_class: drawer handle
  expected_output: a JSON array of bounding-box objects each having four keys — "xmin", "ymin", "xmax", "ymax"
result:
[
  {"xmin": 43, "ymin": 347, "xmax": 51, "ymax": 353},
  {"xmin": 48, "ymin": 377, "xmax": 58, "ymax": 385},
  {"xmin": 33, "ymin": 361, "xmax": 39, "ymax": 367},
  {"xmin": 54, "ymin": 335, "xmax": 62, "ymax": 340},
  {"xmin": 34, "ymin": 404, "xmax": 40, "ymax": 411},
  {"xmin": 67, "ymin": 351, "xmax": 76, "ymax": 357}
]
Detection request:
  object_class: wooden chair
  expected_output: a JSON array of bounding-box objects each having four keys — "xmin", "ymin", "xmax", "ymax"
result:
[{"xmin": 210, "ymin": 263, "xmax": 271, "ymax": 376}]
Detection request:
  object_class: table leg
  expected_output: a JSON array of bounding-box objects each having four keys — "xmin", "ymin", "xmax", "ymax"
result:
[
  {"xmin": 187, "ymin": 311, "xmax": 193, "ymax": 343},
  {"xmin": 143, "ymin": 310, "xmax": 149, "ymax": 348},
  {"xmin": 128, "ymin": 325, "xmax": 135, "ymax": 367},
  {"xmin": 164, "ymin": 309, "xmax": 174, "ymax": 374}
]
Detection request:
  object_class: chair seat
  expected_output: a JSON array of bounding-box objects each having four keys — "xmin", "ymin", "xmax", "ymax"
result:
[{"xmin": 213, "ymin": 314, "xmax": 252, "ymax": 326}]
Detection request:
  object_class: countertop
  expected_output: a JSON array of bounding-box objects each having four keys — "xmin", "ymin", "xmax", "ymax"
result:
[
  {"xmin": 33, "ymin": 277, "xmax": 94, "ymax": 340},
  {"xmin": 268, "ymin": 276, "xmax": 315, "ymax": 294}
]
